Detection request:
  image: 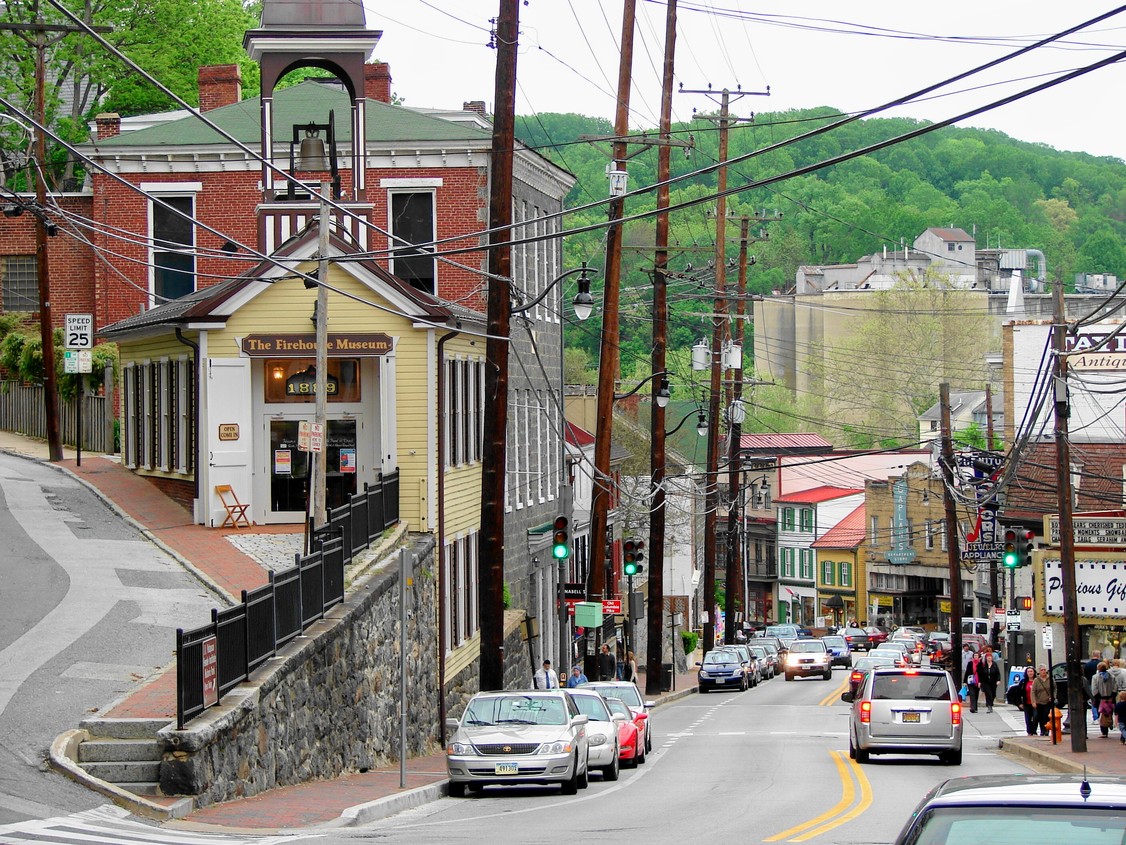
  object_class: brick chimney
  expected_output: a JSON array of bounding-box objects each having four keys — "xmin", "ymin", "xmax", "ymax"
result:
[
  {"xmin": 198, "ymin": 64, "xmax": 242, "ymax": 112},
  {"xmin": 94, "ymin": 113, "xmax": 120, "ymax": 140},
  {"xmin": 463, "ymin": 101, "xmax": 487, "ymax": 117},
  {"xmin": 364, "ymin": 62, "xmax": 392, "ymax": 104}
]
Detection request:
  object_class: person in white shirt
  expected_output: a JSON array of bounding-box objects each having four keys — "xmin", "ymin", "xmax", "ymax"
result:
[{"xmin": 534, "ymin": 659, "xmax": 557, "ymax": 689}]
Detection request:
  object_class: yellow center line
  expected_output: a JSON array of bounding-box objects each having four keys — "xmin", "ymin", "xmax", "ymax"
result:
[
  {"xmin": 763, "ymin": 751, "xmax": 854, "ymax": 842},
  {"xmin": 791, "ymin": 751, "xmax": 873, "ymax": 841},
  {"xmin": 818, "ymin": 676, "xmax": 849, "ymax": 707}
]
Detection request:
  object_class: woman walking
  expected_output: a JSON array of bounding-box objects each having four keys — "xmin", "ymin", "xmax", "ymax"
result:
[
  {"xmin": 963, "ymin": 651, "xmax": 983, "ymax": 713},
  {"xmin": 1032, "ymin": 665, "xmax": 1053, "ymax": 737},
  {"xmin": 1093, "ymin": 661, "xmax": 1116, "ymax": 737},
  {"xmin": 1020, "ymin": 666, "xmax": 1038, "ymax": 736},
  {"xmin": 979, "ymin": 651, "xmax": 1002, "ymax": 713}
]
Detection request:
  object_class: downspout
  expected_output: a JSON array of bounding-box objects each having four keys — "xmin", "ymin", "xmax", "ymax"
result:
[
  {"xmin": 175, "ymin": 327, "xmax": 200, "ymax": 504},
  {"xmin": 436, "ymin": 327, "xmax": 460, "ymax": 735}
]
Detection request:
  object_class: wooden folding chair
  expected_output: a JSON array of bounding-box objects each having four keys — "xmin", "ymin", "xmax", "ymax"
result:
[{"xmin": 215, "ymin": 484, "xmax": 251, "ymax": 529}]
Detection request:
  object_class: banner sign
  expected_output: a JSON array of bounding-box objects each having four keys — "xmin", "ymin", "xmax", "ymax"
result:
[
  {"xmin": 1038, "ymin": 552, "xmax": 1126, "ymax": 623},
  {"xmin": 1045, "ymin": 515, "xmax": 1126, "ymax": 547}
]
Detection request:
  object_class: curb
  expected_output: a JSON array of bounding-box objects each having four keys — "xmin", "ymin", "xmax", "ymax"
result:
[
  {"xmin": 333, "ymin": 780, "xmax": 449, "ymax": 828},
  {"xmin": 997, "ymin": 737, "xmax": 1107, "ymax": 776},
  {"xmin": 48, "ymin": 729, "xmax": 195, "ymax": 822}
]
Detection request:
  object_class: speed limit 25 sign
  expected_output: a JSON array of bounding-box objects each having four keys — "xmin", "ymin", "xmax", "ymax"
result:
[{"xmin": 65, "ymin": 314, "xmax": 94, "ymax": 350}]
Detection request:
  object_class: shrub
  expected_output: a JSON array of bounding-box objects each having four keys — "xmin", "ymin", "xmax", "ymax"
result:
[{"xmin": 681, "ymin": 630, "xmax": 699, "ymax": 655}]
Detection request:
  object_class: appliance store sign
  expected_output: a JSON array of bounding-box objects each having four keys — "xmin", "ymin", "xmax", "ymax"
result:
[{"xmin": 1042, "ymin": 556, "xmax": 1126, "ymax": 621}]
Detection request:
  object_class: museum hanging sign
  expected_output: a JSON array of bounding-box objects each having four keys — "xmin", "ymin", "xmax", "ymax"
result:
[{"xmin": 241, "ymin": 333, "xmax": 393, "ymax": 357}]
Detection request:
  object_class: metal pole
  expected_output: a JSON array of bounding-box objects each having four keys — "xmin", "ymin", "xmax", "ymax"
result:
[
  {"xmin": 314, "ymin": 184, "xmax": 330, "ymax": 527},
  {"xmin": 400, "ymin": 547, "xmax": 408, "ymax": 788},
  {"xmin": 76, "ymin": 375, "xmax": 83, "ymax": 467}
]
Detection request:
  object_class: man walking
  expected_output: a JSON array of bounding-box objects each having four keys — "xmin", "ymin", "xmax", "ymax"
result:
[
  {"xmin": 597, "ymin": 644, "xmax": 616, "ymax": 681},
  {"xmin": 534, "ymin": 659, "xmax": 557, "ymax": 689}
]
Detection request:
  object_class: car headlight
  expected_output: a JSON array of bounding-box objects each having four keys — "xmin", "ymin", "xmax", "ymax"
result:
[
  {"xmin": 447, "ymin": 742, "xmax": 476, "ymax": 756},
  {"xmin": 538, "ymin": 740, "xmax": 574, "ymax": 755},
  {"xmin": 588, "ymin": 734, "xmax": 606, "ymax": 747}
]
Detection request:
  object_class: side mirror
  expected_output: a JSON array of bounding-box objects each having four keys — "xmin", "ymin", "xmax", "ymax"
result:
[
  {"xmin": 643, "ymin": 701, "xmax": 656, "ymax": 710},
  {"xmin": 840, "ymin": 691, "xmax": 854, "ymax": 703},
  {"xmin": 695, "ymin": 661, "xmax": 702, "ymax": 667},
  {"xmin": 611, "ymin": 713, "xmax": 627, "ymax": 722},
  {"xmin": 445, "ymin": 718, "xmax": 460, "ymax": 732},
  {"xmin": 571, "ymin": 714, "xmax": 589, "ymax": 726}
]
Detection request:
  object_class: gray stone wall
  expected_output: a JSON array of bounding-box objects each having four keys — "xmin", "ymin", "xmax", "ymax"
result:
[
  {"xmin": 160, "ymin": 536, "xmax": 440, "ymax": 806},
  {"xmin": 444, "ymin": 610, "xmax": 535, "ymax": 725}
]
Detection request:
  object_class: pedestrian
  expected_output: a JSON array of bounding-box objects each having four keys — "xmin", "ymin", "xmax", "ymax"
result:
[
  {"xmin": 1093, "ymin": 661, "xmax": 1116, "ymax": 737},
  {"xmin": 534, "ymin": 659, "xmax": 557, "ymax": 689},
  {"xmin": 960, "ymin": 643, "xmax": 974, "ymax": 680},
  {"xmin": 979, "ymin": 651, "xmax": 1002, "ymax": 713},
  {"xmin": 566, "ymin": 665, "xmax": 588, "ymax": 688},
  {"xmin": 1085, "ymin": 654, "xmax": 1101, "ymax": 722},
  {"xmin": 1115, "ymin": 691, "xmax": 1126, "ymax": 745},
  {"xmin": 1020, "ymin": 666, "xmax": 1038, "ymax": 736},
  {"xmin": 1032, "ymin": 665, "xmax": 1053, "ymax": 736},
  {"xmin": 597, "ymin": 643, "xmax": 616, "ymax": 681},
  {"xmin": 1110, "ymin": 658, "xmax": 1126, "ymax": 693},
  {"xmin": 963, "ymin": 651, "xmax": 983, "ymax": 713},
  {"xmin": 622, "ymin": 650, "xmax": 639, "ymax": 683}
]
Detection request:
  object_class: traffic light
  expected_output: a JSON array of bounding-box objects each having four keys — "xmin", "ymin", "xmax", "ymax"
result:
[
  {"xmin": 1002, "ymin": 529, "xmax": 1019, "ymax": 569},
  {"xmin": 551, "ymin": 516, "xmax": 570, "ymax": 560},
  {"xmin": 1021, "ymin": 530, "xmax": 1035, "ymax": 567},
  {"xmin": 623, "ymin": 538, "xmax": 645, "ymax": 576}
]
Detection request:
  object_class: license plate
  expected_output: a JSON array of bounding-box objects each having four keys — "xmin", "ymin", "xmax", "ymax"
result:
[
  {"xmin": 715, "ymin": 678, "xmax": 726, "ymax": 684},
  {"xmin": 494, "ymin": 762, "xmax": 518, "ymax": 775},
  {"xmin": 902, "ymin": 712, "xmax": 921, "ymax": 723}
]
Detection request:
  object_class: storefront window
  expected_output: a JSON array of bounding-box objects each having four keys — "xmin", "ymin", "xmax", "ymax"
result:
[{"xmin": 264, "ymin": 358, "xmax": 361, "ymax": 403}]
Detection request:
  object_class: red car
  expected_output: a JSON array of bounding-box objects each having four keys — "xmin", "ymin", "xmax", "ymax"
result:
[
  {"xmin": 606, "ymin": 698, "xmax": 642, "ymax": 767},
  {"xmin": 864, "ymin": 626, "xmax": 889, "ymax": 647}
]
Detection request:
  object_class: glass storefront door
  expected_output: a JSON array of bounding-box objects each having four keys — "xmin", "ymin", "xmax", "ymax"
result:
[{"xmin": 267, "ymin": 417, "xmax": 360, "ymax": 517}]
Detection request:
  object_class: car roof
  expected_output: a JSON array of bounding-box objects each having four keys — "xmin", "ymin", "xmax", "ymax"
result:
[{"xmin": 921, "ymin": 775, "xmax": 1126, "ymax": 808}]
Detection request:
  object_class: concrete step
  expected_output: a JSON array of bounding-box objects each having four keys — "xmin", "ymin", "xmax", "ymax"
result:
[
  {"xmin": 78, "ymin": 738, "xmax": 163, "ymax": 764},
  {"xmin": 78, "ymin": 760, "xmax": 161, "ymax": 783},
  {"xmin": 115, "ymin": 781, "xmax": 162, "ymax": 798},
  {"xmin": 78, "ymin": 718, "xmax": 171, "ymax": 740}
]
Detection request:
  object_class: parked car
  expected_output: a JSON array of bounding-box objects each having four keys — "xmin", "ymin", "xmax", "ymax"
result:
[
  {"xmin": 864, "ymin": 626, "xmax": 890, "ymax": 647},
  {"xmin": 842, "ymin": 666, "xmax": 963, "ymax": 765},
  {"xmin": 748, "ymin": 635, "xmax": 788, "ymax": 664},
  {"xmin": 822, "ymin": 634, "xmax": 852, "ymax": 668},
  {"xmin": 766, "ymin": 624, "xmax": 800, "ymax": 641},
  {"xmin": 839, "ymin": 626, "xmax": 873, "ymax": 652},
  {"xmin": 796, "ymin": 626, "xmax": 814, "ymax": 639},
  {"xmin": 697, "ymin": 649, "xmax": 749, "ymax": 692},
  {"xmin": 567, "ymin": 689, "xmax": 622, "ymax": 781},
  {"xmin": 892, "ymin": 775, "xmax": 1126, "ymax": 845},
  {"xmin": 784, "ymin": 638, "xmax": 833, "ymax": 681},
  {"xmin": 445, "ymin": 690, "xmax": 590, "ymax": 796},
  {"xmin": 717, "ymin": 644, "xmax": 760, "ymax": 686},
  {"xmin": 847, "ymin": 654, "xmax": 900, "ymax": 698},
  {"xmin": 605, "ymin": 697, "xmax": 641, "ymax": 767},
  {"xmin": 579, "ymin": 681, "xmax": 654, "ymax": 755},
  {"xmin": 748, "ymin": 643, "xmax": 776, "ymax": 679}
]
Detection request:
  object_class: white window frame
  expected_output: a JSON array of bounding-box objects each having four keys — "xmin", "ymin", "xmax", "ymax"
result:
[{"xmin": 143, "ymin": 183, "xmax": 201, "ymax": 308}]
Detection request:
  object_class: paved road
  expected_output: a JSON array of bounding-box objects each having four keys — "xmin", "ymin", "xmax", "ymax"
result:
[
  {"xmin": 340, "ymin": 668, "xmax": 1033, "ymax": 845},
  {"xmin": 0, "ymin": 453, "xmax": 222, "ymax": 827}
]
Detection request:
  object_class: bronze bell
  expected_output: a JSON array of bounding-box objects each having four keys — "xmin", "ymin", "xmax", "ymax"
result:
[{"xmin": 297, "ymin": 127, "xmax": 328, "ymax": 171}]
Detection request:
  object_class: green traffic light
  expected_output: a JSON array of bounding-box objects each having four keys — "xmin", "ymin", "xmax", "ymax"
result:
[
  {"xmin": 624, "ymin": 561, "xmax": 638, "ymax": 576},
  {"xmin": 1003, "ymin": 550, "xmax": 1019, "ymax": 569},
  {"xmin": 552, "ymin": 542, "xmax": 570, "ymax": 560}
]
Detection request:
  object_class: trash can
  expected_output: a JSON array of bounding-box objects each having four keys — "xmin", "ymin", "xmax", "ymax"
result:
[{"xmin": 660, "ymin": 663, "xmax": 674, "ymax": 691}]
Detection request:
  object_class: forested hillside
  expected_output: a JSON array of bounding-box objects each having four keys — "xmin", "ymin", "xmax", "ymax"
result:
[{"xmin": 518, "ymin": 108, "xmax": 1126, "ymax": 386}]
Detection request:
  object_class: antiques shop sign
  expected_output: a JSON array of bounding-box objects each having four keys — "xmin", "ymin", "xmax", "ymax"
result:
[{"xmin": 241, "ymin": 333, "xmax": 393, "ymax": 357}]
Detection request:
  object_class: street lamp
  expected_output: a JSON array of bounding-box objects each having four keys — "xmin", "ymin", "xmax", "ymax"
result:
[
  {"xmin": 512, "ymin": 262, "xmax": 597, "ymax": 320},
  {"xmin": 614, "ymin": 370, "xmax": 672, "ymax": 407},
  {"xmin": 664, "ymin": 408, "xmax": 708, "ymax": 437}
]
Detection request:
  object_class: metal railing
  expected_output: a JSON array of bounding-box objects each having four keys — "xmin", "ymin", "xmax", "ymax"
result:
[{"xmin": 176, "ymin": 472, "xmax": 400, "ymax": 729}]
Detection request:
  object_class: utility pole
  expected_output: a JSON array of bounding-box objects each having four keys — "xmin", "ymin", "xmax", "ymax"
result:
[
  {"xmin": 588, "ymin": 0, "xmax": 636, "ymax": 620},
  {"xmin": 477, "ymin": 0, "xmax": 519, "ymax": 693},
  {"xmin": 680, "ymin": 85, "xmax": 766, "ymax": 652},
  {"xmin": 0, "ymin": 8, "xmax": 108, "ymax": 461},
  {"xmin": 939, "ymin": 383, "xmax": 964, "ymax": 666},
  {"xmin": 646, "ymin": 0, "xmax": 677, "ymax": 696},
  {"xmin": 1053, "ymin": 282, "xmax": 1085, "ymax": 752}
]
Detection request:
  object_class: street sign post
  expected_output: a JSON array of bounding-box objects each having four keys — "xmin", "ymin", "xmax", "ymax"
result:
[
  {"xmin": 64, "ymin": 313, "xmax": 93, "ymax": 350},
  {"xmin": 1006, "ymin": 609, "xmax": 1021, "ymax": 632}
]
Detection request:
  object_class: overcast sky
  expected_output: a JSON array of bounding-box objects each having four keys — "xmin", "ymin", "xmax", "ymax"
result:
[{"xmin": 365, "ymin": 1, "xmax": 1126, "ymax": 161}]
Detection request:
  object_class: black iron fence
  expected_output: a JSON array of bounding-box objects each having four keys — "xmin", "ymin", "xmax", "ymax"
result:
[{"xmin": 176, "ymin": 473, "xmax": 399, "ymax": 729}]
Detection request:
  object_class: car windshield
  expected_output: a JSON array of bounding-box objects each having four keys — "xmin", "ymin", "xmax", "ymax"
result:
[
  {"xmin": 788, "ymin": 640, "xmax": 827, "ymax": 653},
  {"xmin": 571, "ymin": 695, "xmax": 611, "ymax": 721},
  {"xmin": 841, "ymin": 628, "xmax": 865, "ymax": 636},
  {"xmin": 872, "ymin": 673, "xmax": 950, "ymax": 701},
  {"xmin": 749, "ymin": 646, "xmax": 767, "ymax": 659},
  {"xmin": 704, "ymin": 651, "xmax": 739, "ymax": 665},
  {"xmin": 823, "ymin": 636, "xmax": 846, "ymax": 647},
  {"xmin": 606, "ymin": 699, "xmax": 632, "ymax": 719},
  {"xmin": 906, "ymin": 806, "xmax": 1126, "ymax": 845},
  {"xmin": 767, "ymin": 625, "xmax": 798, "ymax": 637},
  {"xmin": 588, "ymin": 684, "xmax": 642, "ymax": 707},
  {"xmin": 855, "ymin": 658, "xmax": 895, "ymax": 671},
  {"xmin": 464, "ymin": 695, "xmax": 568, "ymax": 727}
]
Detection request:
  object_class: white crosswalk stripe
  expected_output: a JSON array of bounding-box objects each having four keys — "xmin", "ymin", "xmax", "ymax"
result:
[{"xmin": 0, "ymin": 805, "xmax": 309, "ymax": 845}]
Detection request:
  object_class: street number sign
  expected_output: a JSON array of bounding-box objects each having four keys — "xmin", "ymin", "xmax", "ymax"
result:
[{"xmin": 65, "ymin": 313, "xmax": 94, "ymax": 349}]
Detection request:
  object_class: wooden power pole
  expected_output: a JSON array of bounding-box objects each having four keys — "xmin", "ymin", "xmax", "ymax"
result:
[{"xmin": 939, "ymin": 384, "xmax": 964, "ymax": 665}]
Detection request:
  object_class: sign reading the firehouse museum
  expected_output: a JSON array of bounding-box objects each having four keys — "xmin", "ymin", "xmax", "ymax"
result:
[{"xmin": 241, "ymin": 333, "xmax": 393, "ymax": 356}]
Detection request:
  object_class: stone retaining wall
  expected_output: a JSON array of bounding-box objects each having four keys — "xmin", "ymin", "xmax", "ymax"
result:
[{"xmin": 159, "ymin": 536, "xmax": 441, "ymax": 806}]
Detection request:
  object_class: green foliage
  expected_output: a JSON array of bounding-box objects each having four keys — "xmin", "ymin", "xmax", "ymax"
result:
[
  {"xmin": 952, "ymin": 422, "xmax": 988, "ymax": 451},
  {"xmin": 681, "ymin": 630, "xmax": 699, "ymax": 656},
  {"xmin": 0, "ymin": 326, "xmax": 117, "ymax": 394},
  {"xmin": 503, "ymin": 581, "xmax": 511, "ymax": 610},
  {"xmin": 563, "ymin": 347, "xmax": 596, "ymax": 385}
]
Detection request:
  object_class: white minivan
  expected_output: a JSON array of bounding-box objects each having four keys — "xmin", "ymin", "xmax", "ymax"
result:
[{"xmin": 961, "ymin": 618, "xmax": 990, "ymax": 637}]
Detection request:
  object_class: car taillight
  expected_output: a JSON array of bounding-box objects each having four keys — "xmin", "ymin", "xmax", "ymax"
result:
[
  {"xmin": 850, "ymin": 671, "xmax": 861, "ymax": 683},
  {"xmin": 951, "ymin": 701, "xmax": 962, "ymax": 725},
  {"xmin": 860, "ymin": 701, "xmax": 871, "ymax": 724},
  {"xmin": 904, "ymin": 669, "xmax": 917, "ymax": 675}
]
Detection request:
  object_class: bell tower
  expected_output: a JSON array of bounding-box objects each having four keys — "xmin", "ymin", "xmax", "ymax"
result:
[{"xmin": 243, "ymin": 0, "xmax": 381, "ymax": 249}]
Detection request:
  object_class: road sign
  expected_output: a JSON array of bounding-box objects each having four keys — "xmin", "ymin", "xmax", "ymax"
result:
[
  {"xmin": 297, "ymin": 421, "xmax": 324, "ymax": 453},
  {"xmin": 1042, "ymin": 625, "xmax": 1054, "ymax": 650},
  {"xmin": 563, "ymin": 583, "xmax": 585, "ymax": 600},
  {"xmin": 602, "ymin": 599, "xmax": 622, "ymax": 615},
  {"xmin": 63, "ymin": 350, "xmax": 92, "ymax": 374},
  {"xmin": 1006, "ymin": 609, "xmax": 1021, "ymax": 632},
  {"xmin": 65, "ymin": 313, "xmax": 94, "ymax": 349}
]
